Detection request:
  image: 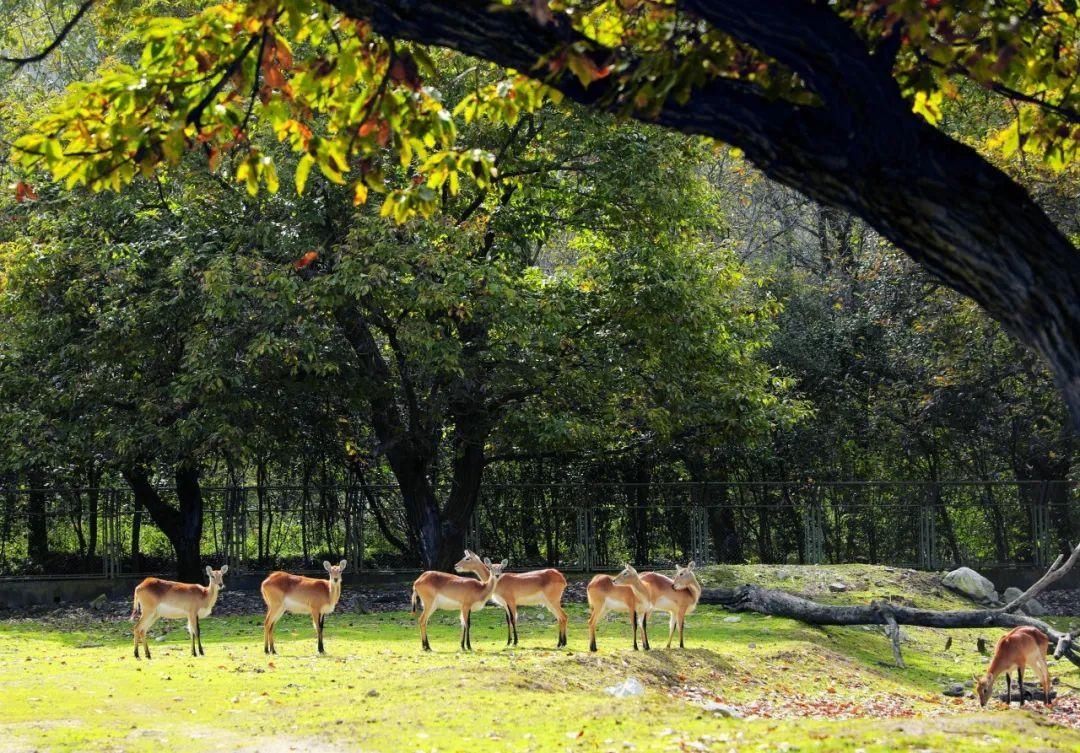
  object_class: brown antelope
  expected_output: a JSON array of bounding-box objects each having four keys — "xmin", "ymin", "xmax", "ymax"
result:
[
  {"xmin": 614, "ymin": 562, "xmax": 701, "ymax": 649},
  {"xmin": 261, "ymin": 560, "xmax": 347, "ymax": 655},
  {"xmin": 587, "ymin": 564, "xmax": 654, "ymax": 652},
  {"xmin": 975, "ymin": 626, "xmax": 1052, "ymax": 707},
  {"xmin": 411, "ymin": 551, "xmax": 504, "ymax": 651},
  {"xmin": 456, "ymin": 550, "xmax": 569, "ymax": 647},
  {"xmin": 130, "ymin": 565, "xmax": 228, "ymax": 659}
]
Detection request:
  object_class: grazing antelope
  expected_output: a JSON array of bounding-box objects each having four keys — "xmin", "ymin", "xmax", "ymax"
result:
[
  {"xmin": 411, "ymin": 551, "xmax": 504, "ymax": 651},
  {"xmin": 975, "ymin": 626, "xmax": 1052, "ymax": 707},
  {"xmin": 261, "ymin": 560, "xmax": 347, "ymax": 655},
  {"xmin": 456, "ymin": 550, "xmax": 569, "ymax": 647},
  {"xmin": 587, "ymin": 564, "xmax": 654, "ymax": 652},
  {"xmin": 130, "ymin": 565, "xmax": 228, "ymax": 659},
  {"xmin": 615, "ymin": 562, "xmax": 701, "ymax": 649}
]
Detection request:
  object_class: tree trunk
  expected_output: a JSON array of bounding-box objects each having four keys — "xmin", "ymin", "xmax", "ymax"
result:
[
  {"xmin": 122, "ymin": 464, "xmax": 205, "ymax": 582},
  {"xmin": 336, "ymin": 306, "xmax": 492, "ymax": 570},
  {"xmin": 25, "ymin": 472, "xmax": 48, "ymax": 566},
  {"xmin": 131, "ymin": 505, "xmax": 142, "ymax": 572},
  {"xmin": 334, "ymin": 0, "xmax": 1080, "ymax": 431}
]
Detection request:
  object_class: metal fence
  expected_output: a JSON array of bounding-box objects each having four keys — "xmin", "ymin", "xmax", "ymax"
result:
[{"xmin": 0, "ymin": 481, "xmax": 1075, "ymax": 578}]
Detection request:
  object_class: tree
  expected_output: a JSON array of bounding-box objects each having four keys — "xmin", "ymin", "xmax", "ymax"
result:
[
  {"xmin": 8, "ymin": 0, "xmax": 1080, "ymax": 429},
  {"xmin": 0, "ymin": 164, "xmax": 353, "ymax": 579},
  {"xmin": 279, "ymin": 95, "xmax": 797, "ymax": 569}
]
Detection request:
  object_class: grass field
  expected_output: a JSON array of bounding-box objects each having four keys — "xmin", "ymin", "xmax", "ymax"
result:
[{"xmin": 2, "ymin": 565, "xmax": 1079, "ymax": 752}]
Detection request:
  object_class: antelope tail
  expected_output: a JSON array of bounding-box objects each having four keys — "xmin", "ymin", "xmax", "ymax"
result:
[
  {"xmin": 130, "ymin": 595, "xmax": 141, "ymax": 621},
  {"xmin": 411, "ymin": 589, "xmax": 419, "ymax": 616}
]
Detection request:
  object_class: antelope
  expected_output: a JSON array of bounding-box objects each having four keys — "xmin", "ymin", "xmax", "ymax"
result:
[
  {"xmin": 614, "ymin": 562, "xmax": 701, "ymax": 649},
  {"xmin": 587, "ymin": 564, "xmax": 654, "ymax": 652},
  {"xmin": 456, "ymin": 550, "xmax": 569, "ymax": 647},
  {"xmin": 261, "ymin": 560, "xmax": 347, "ymax": 655},
  {"xmin": 975, "ymin": 626, "xmax": 1052, "ymax": 707},
  {"xmin": 130, "ymin": 565, "xmax": 228, "ymax": 659},
  {"xmin": 411, "ymin": 551, "xmax": 504, "ymax": 651}
]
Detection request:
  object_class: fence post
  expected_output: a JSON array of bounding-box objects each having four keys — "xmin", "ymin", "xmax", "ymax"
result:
[
  {"xmin": 575, "ymin": 505, "xmax": 593, "ymax": 571},
  {"xmin": 918, "ymin": 503, "xmax": 937, "ymax": 570},
  {"xmin": 101, "ymin": 488, "xmax": 120, "ymax": 579},
  {"xmin": 1031, "ymin": 482, "xmax": 1052, "ymax": 568},
  {"xmin": 802, "ymin": 491, "xmax": 825, "ymax": 565},
  {"xmin": 690, "ymin": 483, "xmax": 712, "ymax": 566},
  {"xmin": 344, "ymin": 486, "xmax": 364, "ymax": 571},
  {"xmin": 463, "ymin": 509, "xmax": 481, "ymax": 556}
]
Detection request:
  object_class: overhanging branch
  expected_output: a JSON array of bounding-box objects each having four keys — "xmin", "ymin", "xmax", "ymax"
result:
[{"xmin": 1, "ymin": 0, "xmax": 96, "ymax": 69}]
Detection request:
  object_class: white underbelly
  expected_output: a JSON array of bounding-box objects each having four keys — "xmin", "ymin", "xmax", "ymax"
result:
[
  {"xmin": 283, "ymin": 597, "xmax": 312, "ymax": 615},
  {"xmin": 156, "ymin": 604, "xmax": 188, "ymax": 620},
  {"xmin": 197, "ymin": 605, "xmax": 213, "ymax": 619},
  {"xmin": 651, "ymin": 597, "xmax": 679, "ymax": 613},
  {"xmin": 514, "ymin": 592, "xmax": 548, "ymax": 607},
  {"xmin": 603, "ymin": 597, "xmax": 632, "ymax": 612},
  {"xmin": 432, "ymin": 594, "xmax": 484, "ymax": 611}
]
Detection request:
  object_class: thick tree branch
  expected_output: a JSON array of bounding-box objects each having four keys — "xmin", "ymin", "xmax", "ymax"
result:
[
  {"xmin": 700, "ymin": 585, "xmax": 1080, "ymax": 668},
  {"xmin": 999, "ymin": 541, "xmax": 1080, "ymax": 614},
  {"xmin": 326, "ymin": 0, "xmax": 1080, "ymax": 430}
]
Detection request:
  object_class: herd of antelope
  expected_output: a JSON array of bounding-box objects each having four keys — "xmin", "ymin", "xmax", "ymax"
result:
[
  {"xmin": 129, "ymin": 553, "xmax": 1052, "ymax": 707},
  {"xmin": 129, "ymin": 552, "xmax": 702, "ymax": 657}
]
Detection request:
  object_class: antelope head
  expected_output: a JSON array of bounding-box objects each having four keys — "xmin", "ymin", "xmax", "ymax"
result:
[
  {"xmin": 205, "ymin": 564, "xmax": 228, "ymax": 590},
  {"xmin": 672, "ymin": 561, "xmax": 697, "ymax": 590},
  {"xmin": 974, "ymin": 673, "xmax": 994, "ymax": 707},
  {"xmin": 612, "ymin": 563, "xmax": 641, "ymax": 586},
  {"xmin": 323, "ymin": 559, "xmax": 347, "ymax": 585},
  {"xmin": 455, "ymin": 549, "xmax": 488, "ymax": 576}
]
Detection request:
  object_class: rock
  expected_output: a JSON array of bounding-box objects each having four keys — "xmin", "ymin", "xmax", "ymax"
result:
[
  {"xmin": 775, "ymin": 569, "xmax": 791, "ymax": 580},
  {"xmin": 366, "ymin": 688, "xmax": 379, "ymax": 698},
  {"xmin": 604, "ymin": 678, "xmax": 644, "ymax": 698},
  {"xmin": 1002, "ymin": 586, "xmax": 1047, "ymax": 616},
  {"xmin": 1024, "ymin": 598, "xmax": 1048, "ymax": 616},
  {"xmin": 701, "ymin": 702, "xmax": 743, "ymax": 719},
  {"xmin": 828, "ymin": 582, "xmax": 847, "ymax": 592},
  {"xmin": 942, "ymin": 567, "xmax": 998, "ymax": 604},
  {"xmin": 723, "ymin": 616, "xmax": 742, "ymax": 623},
  {"xmin": 942, "ymin": 684, "xmax": 965, "ymax": 697},
  {"xmin": 89, "ymin": 594, "xmax": 107, "ymax": 610}
]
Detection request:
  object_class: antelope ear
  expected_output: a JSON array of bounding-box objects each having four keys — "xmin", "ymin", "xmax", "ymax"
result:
[
  {"xmin": 500, "ymin": 559, "xmax": 509, "ymax": 569},
  {"xmin": 687, "ymin": 561, "xmax": 696, "ymax": 570},
  {"xmin": 205, "ymin": 565, "xmax": 213, "ymax": 577},
  {"xmin": 339, "ymin": 559, "xmax": 347, "ymax": 571},
  {"xmin": 219, "ymin": 564, "xmax": 229, "ymax": 575},
  {"xmin": 973, "ymin": 674, "xmax": 980, "ymax": 683},
  {"xmin": 483, "ymin": 557, "xmax": 492, "ymax": 567},
  {"xmin": 323, "ymin": 560, "xmax": 332, "ymax": 572}
]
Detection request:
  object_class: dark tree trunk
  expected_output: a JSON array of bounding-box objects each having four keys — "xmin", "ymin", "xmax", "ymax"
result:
[
  {"xmin": 131, "ymin": 505, "xmax": 142, "ymax": 572},
  {"xmin": 86, "ymin": 485, "xmax": 99, "ymax": 564},
  {"xmin": 336, "ymin": 306, "xmax": 491, "ymax": 571},
  {"xmin": 26, "ymin": 472, "xmax": 48, "ymax": 566},
  {"xmin": 333, "ymin": 0, "xmax": 1080, "ymax": 430},
  {"xmin": 122, "ymin": 464, "xmax": 205, "ymax": 582}
]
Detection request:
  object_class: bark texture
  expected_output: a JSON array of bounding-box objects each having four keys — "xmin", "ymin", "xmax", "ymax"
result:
[{"xmin": 328, "ymin": 0, "xmax": 1080, "ymax": 428}]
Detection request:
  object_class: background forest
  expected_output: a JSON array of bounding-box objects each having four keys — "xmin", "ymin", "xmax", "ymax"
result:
[{"xmin": 0, "ymin": 1, "xmax": 1075, "ymax": 578}]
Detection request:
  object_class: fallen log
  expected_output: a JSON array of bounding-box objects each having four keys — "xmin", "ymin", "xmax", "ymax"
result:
[{"xmin": 699, "ymin": 542, "xmax": 1080, "ymax": 669}]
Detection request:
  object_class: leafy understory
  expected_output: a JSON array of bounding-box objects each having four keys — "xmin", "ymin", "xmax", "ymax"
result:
[{"xmin": 2, "ymin": 565, "xmax": 1079, "ymax": 752}]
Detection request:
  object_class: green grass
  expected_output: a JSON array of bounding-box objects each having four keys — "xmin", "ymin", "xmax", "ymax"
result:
[{"xmin": 2, "ymin": 564, "xmax": 1079, "ymax": 752}]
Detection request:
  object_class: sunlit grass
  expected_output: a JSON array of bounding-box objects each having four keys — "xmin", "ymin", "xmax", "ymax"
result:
[{"xmin": 1, "ymin": 565, "xmax": 1078, "ymax": 752}]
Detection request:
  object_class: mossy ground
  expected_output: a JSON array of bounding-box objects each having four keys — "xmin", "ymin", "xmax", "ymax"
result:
[{"xmin": 2, "ymin": 565, "xmax": 1078, "ymax": 752}]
